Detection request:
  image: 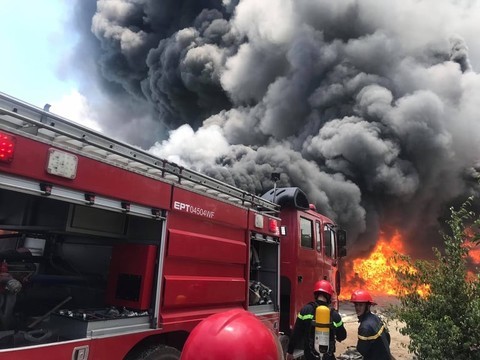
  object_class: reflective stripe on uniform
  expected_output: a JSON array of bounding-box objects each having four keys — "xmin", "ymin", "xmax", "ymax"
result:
[
  {"xmin": 297, "ymin": 313, "xmax": 314, "ymax": 320},
  {"xmin": 333, "ymin": 320, "xmax": 343, "ymax": 328},
  {"xmin": 358, "ymin": 324, "xmax": 384, "ymax": 340}
]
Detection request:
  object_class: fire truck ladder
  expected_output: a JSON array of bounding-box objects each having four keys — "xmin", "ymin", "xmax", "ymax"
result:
[{"xmin": 0, "ymin": 91, "xmax": 279, "ymax": 214}]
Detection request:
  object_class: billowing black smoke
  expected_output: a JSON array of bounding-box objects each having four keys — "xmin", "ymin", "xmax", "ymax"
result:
[{"xmin": 70, "ymin": 0, "xmax": 480, "ymax": 257}]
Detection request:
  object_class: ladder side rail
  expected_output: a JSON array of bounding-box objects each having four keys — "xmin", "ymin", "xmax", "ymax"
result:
[
  {"xmin": 175, "ymin": 166, "xmax": 279, "ymax": 212},
  {"xmin": 0, "ymin": 98, "xmax": 279, "ymax": 213},
  {"xmin": 0, "ymin": 91, "xmax": 60, "ymax": 126},
  {"xmin": 0, "ymin": 106, "xmax": 206, "ymax": 196},
  {"xmin": 0, "ymin": 92, "xmax": 157, "ymax": 165}
]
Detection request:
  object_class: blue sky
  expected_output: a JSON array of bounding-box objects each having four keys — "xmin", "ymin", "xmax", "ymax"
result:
[
  {"xmin": 0, "ymin": 1, "xmax": 77, "ymax": 108},
  {"xmin": 0, "ymin": 1, "xmax": 101, "ymax": 130}
]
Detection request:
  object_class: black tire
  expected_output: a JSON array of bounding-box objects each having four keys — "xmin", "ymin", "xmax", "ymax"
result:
[
  {"xmin": 134, "ymin": 345, "xmax": 181, "ymax": 360},
  {"xmin": 279, "ymin": 334, "xmax": 290, "ymax": 355}
]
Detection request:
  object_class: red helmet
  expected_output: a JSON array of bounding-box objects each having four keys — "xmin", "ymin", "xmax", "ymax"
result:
[
  {"xmin": 350, "ymin": 289, "xmax": 377, "ymax": 305},
  {"xmin": 313, "ymin": 280, "xmax": 334, "ymax": 297},
  {"xmin": 180, "ymin": 309, "xmax": 284, "ymax": 360}
]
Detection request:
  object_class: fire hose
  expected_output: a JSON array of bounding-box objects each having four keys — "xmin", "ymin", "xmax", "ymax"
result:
[{"xmin": 249, "ymin": 281, "xmax": 273, "ymax": 305}]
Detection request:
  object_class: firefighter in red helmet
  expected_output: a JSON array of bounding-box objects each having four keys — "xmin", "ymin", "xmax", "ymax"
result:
[
  {"xmin": 286, "ymin": 280, "xmax": 346, "ymax": 360},
  {"xmin": 350, "ymin": 289, "xmax": 391, "ymax": 360},
  {"xmin": 180, "ymin": 308, "xmax": 284, "ymax": 360}
]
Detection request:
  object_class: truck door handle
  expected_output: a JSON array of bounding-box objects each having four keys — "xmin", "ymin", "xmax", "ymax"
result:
[{"xmin": 297, "ymin": 276, "xmax": 303, "ymax": 283}]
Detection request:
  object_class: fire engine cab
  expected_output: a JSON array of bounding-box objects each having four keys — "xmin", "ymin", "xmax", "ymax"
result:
[{"xmin": 0, "ymin": 91, "xmax": 346, "ymax": 359}]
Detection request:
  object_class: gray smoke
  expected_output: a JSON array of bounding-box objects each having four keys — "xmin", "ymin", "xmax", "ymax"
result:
[{"xmin": 69, "ymin": 0, "xmax": 480, "ymax": 256}]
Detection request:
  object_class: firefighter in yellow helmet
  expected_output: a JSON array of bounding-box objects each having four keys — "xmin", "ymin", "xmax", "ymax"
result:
[
  {"xmin": 180, "ymin": 308, "xmax": 284, "ymax": 360},
  {"xmin": 350, "ymin": 289, "xmax": 391, "ymax": 360},
  {"xmin": 286, "ymin": 280, "xmax": 346, "ymax": 360}
]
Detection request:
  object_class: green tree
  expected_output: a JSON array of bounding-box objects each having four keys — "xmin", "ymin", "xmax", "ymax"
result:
[{"xmin": 392, "ymin": 197, "xmax": 480, "ymax": 359}]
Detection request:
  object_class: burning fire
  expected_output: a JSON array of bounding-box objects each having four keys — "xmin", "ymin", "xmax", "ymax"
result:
[
  {"xmin": 340, "ymin": 229, "xmax": 480, "ymax": 300},
  {"xmin": 464, "ymin": 236, "xmax": 480, "ymax": 281},
  {"xmin": 467, "ymin": 242, "xmax": 480, "ymax": 265},
  {"xmin": 464, "ymin": 227, "xmax": 480, "ymax": 266},
  {"xmin": 340, "ymin": 231, "xmax": 406, "ymax": 300}
]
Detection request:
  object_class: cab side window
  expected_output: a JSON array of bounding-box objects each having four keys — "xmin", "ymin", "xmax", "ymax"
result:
[{"xmin": 300, "ymin": 217, "xmax": 313, "ymax": 249}]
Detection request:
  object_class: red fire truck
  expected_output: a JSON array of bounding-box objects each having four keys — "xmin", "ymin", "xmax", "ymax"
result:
[{"xmin": 0, "ymin": 91, "xmax": 346, "ymax": 359}]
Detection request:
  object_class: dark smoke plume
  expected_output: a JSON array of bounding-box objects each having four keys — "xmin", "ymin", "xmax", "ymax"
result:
[{"xmin": 70, "ymin": 0, "xmax": 480, "ymax": 256}]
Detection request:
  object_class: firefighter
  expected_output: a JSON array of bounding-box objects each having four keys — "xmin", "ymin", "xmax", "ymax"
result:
[
  {"xmin": 0, "ymin": 260, "xmax": 22, "ymax": 330},
  {"xmin": 180, "ymin": 308, "xmax": 284, "ymax": 360},
  {"xmin": 286, "ymin": 280, "xmax": 347, "ymax": 360},
  {"xmin": 350, "ymin": 289, "xmax": 391, "ymax": 360}
]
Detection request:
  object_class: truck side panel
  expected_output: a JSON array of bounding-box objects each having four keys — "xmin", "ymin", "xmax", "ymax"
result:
[
  {"xmin": 160, "ymin": 187, "xmax": 249, "ymax": 326},
  {"xmin": 1, "ymin": 332, "xmax": 154, "ymax": 360}
]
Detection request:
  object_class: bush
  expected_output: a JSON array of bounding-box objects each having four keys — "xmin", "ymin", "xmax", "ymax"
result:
[{"xmin": 392, "ymin": 197, "xmax": 480, "ymax": 359}]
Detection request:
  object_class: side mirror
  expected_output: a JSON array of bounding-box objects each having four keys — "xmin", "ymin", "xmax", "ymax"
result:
[{"xmin": 338, "ymin": 247, "xmax": 347, "ymax": 258}]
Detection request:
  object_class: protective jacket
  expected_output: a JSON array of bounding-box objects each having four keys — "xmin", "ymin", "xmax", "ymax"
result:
[
  {"xmin": 356, "ymin": 311, "xmax": 391, "ymax": 360},
  {"xmin": 287, "ymin": 300, "xmax": 346, "ymax": 360}
]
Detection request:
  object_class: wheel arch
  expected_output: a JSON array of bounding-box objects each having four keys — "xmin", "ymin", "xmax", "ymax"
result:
[{"xmin": 124, "ymin": 330, "xmax": 189, "ymax": 360}]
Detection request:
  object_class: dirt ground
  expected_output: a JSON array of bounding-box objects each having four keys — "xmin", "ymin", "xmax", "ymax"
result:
[{"xmin": 335, "ymin": 298, "xmax": 413, "ymax": 359}]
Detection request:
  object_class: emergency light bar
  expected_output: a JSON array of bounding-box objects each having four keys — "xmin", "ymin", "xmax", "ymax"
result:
[{"xmin": 0, "ymin": 131, "xmax": 15, "ymax": 163}]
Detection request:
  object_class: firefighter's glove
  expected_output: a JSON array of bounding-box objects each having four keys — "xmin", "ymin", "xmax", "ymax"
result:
[{"xmin": 5, "ymin": 278, "xmax": 22, "ymax": 294}]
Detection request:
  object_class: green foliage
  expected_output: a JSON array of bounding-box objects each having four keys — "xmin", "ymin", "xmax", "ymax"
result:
[{"xmin": 391, "ymin": 197, "xmax": 480, "ymax": 359}]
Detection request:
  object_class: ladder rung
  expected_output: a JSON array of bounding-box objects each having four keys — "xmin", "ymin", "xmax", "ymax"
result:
[
  {"xmin": 37, "ymin": 128, "xmax": 56, "ymax": 140},
  {"xmin": 128, "ymin": 161, "xmax": 149, "ymax": 171},
  {"xmin": 181, "ymin": 180, "xmax": 195, "ymax": 187},
  {"xmin": 54, "ymin": 135, "xmax": 70, "ymax": 142},
  {"xmin": 164, "ymin": 174, "xmax": 178, "ymax": 181},
  {"xmin": 82, "ymin": 145, "xmax": 108, "ymax": 157},
  {"xmin": 0, "ymin": 114, "xmax": 24, "ymax": 127},
  {"xmin": 53, "ymin": 135, "xmax": 83, "ymax": 149},
  {"xmin": 106, "ymin": 154, "xmax": 129, "ymax": 164},
  {"xmin": 147, "ymin": 168, "xmax": 163, "ymax": 175},
  {"xmin": 206, "ymin": 189, "xmax": 220, "ymax": 196}
]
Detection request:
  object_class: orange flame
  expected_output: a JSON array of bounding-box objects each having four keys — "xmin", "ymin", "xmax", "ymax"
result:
[
  {"xmin": 464, "ymin": 235, "xmax": 480, "ymax": 281},
  {"xmin": 463, "ymin": 231, "xmax": 480, "ymax": 265},
  {"xmin": 340, "ymin": 231, "xmax": 404, "ymax": 299},
  {"xmin": 340, "ymin": 229, "xmax": 480, "ymax": 300},
  {"xmin": 340, "ymin": 230, "xmax": 431, "ymax": 299}
]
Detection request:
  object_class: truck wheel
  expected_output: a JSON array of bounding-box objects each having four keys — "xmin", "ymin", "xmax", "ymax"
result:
[
  {"xmin": 279, "ymin": 334, "xmax": 289, "ymax": 355},
  {"xmin": 134, "ymin": 345, "xmax": 181, "ymax": 360}
]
